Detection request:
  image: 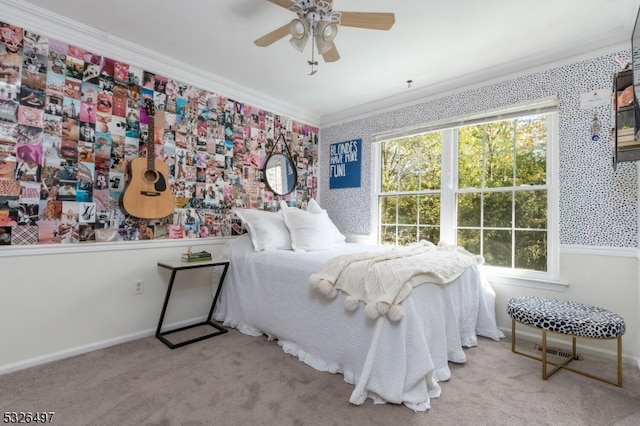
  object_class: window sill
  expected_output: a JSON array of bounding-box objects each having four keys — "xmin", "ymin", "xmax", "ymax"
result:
[{"xmin": 482, "ymin": 270, "xmax": 569, "ymax": 292}]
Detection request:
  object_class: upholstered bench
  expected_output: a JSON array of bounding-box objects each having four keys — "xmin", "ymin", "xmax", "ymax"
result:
[{"xmin": 506, "ymin": 296, "xmax": 625, "ymax": 386}]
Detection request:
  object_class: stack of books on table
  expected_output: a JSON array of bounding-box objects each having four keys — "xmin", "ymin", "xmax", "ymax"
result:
[{"xmin": 181, "ymin": 250, "xmax": 213, "ymax": 263}]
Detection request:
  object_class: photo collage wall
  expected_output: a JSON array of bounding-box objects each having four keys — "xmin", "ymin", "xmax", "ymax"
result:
[{"xmin": 0, "ymin": 20, "xmax": 319, "ymax": 245}]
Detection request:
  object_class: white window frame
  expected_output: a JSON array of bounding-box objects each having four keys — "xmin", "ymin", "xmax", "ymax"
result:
[{"xmin": 371, "ymin": 100, "xmax": 564, "ymax": 290}]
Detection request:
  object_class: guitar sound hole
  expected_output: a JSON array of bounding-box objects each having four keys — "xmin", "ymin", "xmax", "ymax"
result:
[{"xmin": 144, "ymin": 169, "xmax": 158, "ymax": 183}]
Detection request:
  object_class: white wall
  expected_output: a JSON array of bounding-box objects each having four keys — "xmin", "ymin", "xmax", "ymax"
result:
[
  {"xmin": 0, "ymin": 239, "xmax": 229, "ymax": 373},
  {"xmin": 0, "ymin": 2, "xmax": 312, "ymax": 374},
  {"xmin": 492, "ymin": 251, "xmax": 639, "ymax": 364}
]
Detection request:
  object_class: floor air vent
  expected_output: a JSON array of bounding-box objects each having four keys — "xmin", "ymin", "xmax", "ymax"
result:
[{"xmin": 532, "ymin": 343, "xmax": 581, "ymax": 360}]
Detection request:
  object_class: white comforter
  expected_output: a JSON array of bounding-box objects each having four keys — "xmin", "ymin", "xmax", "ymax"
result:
[{"xmin": 214, "ymin": 235, "xmax": 504, "ymax": 411}]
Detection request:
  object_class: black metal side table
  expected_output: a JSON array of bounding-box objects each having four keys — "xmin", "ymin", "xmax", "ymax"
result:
[{"xmin": 156, "ymin": 259, "xmax": 229, "ymax": 349}]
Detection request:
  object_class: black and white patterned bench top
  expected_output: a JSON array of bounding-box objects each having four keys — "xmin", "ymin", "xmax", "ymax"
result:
[{"xmin": 507, "ymin": 296, "xmax": 626, "ymax": 339}]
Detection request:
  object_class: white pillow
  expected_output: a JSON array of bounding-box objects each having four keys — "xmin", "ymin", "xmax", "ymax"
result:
[
  {"xmin": 306, "ymin": 198, "xmax": 324, "ymax": 214},
  {"xmin": 307, "ymin": 198, "xmax": 346, "ymax": 246},
  {"xmin": 234, "ymin": 208, "xmax": 292, "ymax": 251},
  {"xmin": 280, "ymin": 201, "xmax": 343, "ymax": 251}
]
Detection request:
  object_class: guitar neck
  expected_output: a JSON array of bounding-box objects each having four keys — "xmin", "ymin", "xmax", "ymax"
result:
[{"xmin": 147, "ymin": 113, "xmax": 155, "ymax": 171}]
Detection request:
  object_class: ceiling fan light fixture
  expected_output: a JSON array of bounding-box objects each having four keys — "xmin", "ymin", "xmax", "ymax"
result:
[
  {"xmin": 290, "ymin": 35, "xmax": 310, "ymax": 52},
  {"xmin": 289, "ymin": 18, "xmax": 309, "ymax": 39},
  {"xmin": 289, "ymin": 18, "xmax": 310, "ymax": 52},
  {"xmin": 315, "ymin": 21, "xmax": 338, "ymax": 54},
  {"xmin": 319, "ymin": 21, "xmax": 338, "ymax": 42}
]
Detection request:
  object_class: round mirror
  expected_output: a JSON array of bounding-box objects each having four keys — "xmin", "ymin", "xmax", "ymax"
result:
[{"xmin": 264, "ymin": 153, "xmax": 297, "ymax": 196}]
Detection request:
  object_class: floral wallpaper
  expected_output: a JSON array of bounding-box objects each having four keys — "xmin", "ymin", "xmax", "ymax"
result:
[{"xmin": 0, "ymin": 20, "xmax": 318, "ymax": 246}]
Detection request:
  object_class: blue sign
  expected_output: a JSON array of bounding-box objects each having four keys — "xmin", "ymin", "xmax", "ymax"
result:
[{"xmin": 329, "ymin": 139, "xmax": 361, "ymax": 189}]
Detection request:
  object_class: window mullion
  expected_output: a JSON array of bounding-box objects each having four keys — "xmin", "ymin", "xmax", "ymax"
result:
[
  {"xmin": 372, "ymin": 142, "xmax": 383, "ymax": 244},
  {"xmin": 440, "ymin": 129, "xmax": 456, "ymax": 245}
]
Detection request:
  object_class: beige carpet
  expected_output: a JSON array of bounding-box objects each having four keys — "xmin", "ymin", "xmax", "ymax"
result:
[{"xmin": 1, "ymin": 328, "xmax": 639, "ymax": 426}]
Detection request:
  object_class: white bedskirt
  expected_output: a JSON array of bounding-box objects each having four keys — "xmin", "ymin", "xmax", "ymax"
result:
[{"xmin": 214, "ymin": 235, "xmax": 504, "ymax": 411}]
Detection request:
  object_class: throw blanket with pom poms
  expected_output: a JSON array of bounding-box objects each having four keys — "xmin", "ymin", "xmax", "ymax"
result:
[{"xmin": 309, "ymin": 241, "xmax": 483, "ymax": 321}]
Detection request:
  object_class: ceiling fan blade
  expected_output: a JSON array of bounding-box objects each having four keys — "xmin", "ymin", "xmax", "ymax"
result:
[
  {"xmin": 254, "ymin": 23, "xmax": 291, "ymax": 47},
  {"xmin": 267, "ymin": 0, "xmax": 295, "ymax": 8},
  {"xmin": 337, "ymin": 12, "xmax": 395, "ymax": 30},
  {"xmin": 322, "ymin": 43, "xmax": 340, "ymax": 63}
]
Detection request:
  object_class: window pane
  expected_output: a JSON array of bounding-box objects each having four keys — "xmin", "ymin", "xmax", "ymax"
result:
[
  {"xmin": 381, "ymin": 134, "xmax": 441, "ymax": 193},
  {"xmin": 515, "ymin": 230, "xmax": 547, "ymax": 271},
  {"xmin": 420, "ymin": 165, "xmax": 441, "ymax": 191},
  {"xmin": 484, "ymin": 121, "xmax": 514, "ymax": 153},
  {"xmin": 419, "ymin": 194, "xmax": 440, "ymax": 224},
  {"xmin": 516, "ymin": 148, "xmax": 546, "ymax": 186},
  {"xmin": 419, "ymin": 132, "xmax": 442, "ymax": 191},
  {"xmin": 515, "ymin": 115, "xmax": 547, "ymax": 150},
  {"xmin": 419, "ymin": 226, "xmax": 440, "ymax": 244},
  {"xmin": 457, "ymin": 229, "xmax": 480, "ymax": 254},
  {"xmin": 398, "ymin": 161, "xmax": 421, "ymax": 192},
  {"xmin": 483, "ymin": 191, "xmax": 512, "ymax": 227},
  {"xmin": 398, "ymin": 225, "xmax": 418, "ymax": 245},
  {"xmin": 379, "ymin": 224, "xmax": 397, "ymax": 245},
  {"xmin": 515, "ymin": 190, "xmax": 547, "ymax": 229},
  {"xmin": 381, "ymin": 141, "xmax": 399, "ymax": 192},
  {"xmin": 459, "ymin": 125, "xmax": 483, "ymax": 156},
  {"xmin": 397, "ymin": 195, "xmax": 418, "ymax": 224},
  {"xmin": 458, "ymin": 154, "xmax": 482, "ymax": 189},
  {"xmin": 484, "ymin": 230, "xmax": 512, "ymax": 267},
  {"xmin": 379, "ymin": 195, "xmax": 397, "ymax": 224},
  {"xmin": 457, "ymin": 193, "xmax": 481, "ymax": 227},
  {"xmin": 485, "ymin": 152, "xmax": 514, "ymax": 188}
]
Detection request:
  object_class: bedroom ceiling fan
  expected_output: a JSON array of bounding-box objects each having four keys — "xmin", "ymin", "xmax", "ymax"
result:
[{"xmin": 254, "ymin": 0, "xmax": 395, "ymax": 75}]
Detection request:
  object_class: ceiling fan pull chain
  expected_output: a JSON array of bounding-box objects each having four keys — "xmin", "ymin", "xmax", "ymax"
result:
[{"xmin": 308, "ymin": 31, "xmax": 318, "ymax": 75}]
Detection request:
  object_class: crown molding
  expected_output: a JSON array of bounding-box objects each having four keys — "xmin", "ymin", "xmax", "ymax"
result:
[{"xmin": 1, "ymin": 0, "xmax": 321, "ymax": 126}]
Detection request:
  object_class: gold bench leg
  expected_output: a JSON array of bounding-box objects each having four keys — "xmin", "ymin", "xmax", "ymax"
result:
[
  {"xmin": 617, "ymin": 336, "xmax": 622, "ymax": 387},
  {"xmin": 511, "ymin": 320, "xmax": 623, "ymax": 387},
  {"xmin": 542, "ymin": 330, "xmax": 574, "ymax": 380},
  {"xmin": 542, "ymin": 329, "xmax": 547, "ymax": 379}
]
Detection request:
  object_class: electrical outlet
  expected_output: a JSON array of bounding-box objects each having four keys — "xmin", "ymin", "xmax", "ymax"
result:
[{"xmin": 134, "ymin": 279, "xmax": 144, "ymax": 295}]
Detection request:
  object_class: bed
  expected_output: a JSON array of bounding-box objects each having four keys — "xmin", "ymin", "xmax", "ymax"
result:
[{"xmin": 213, "ymin": 201, "xmax": 504, "ymax": 412}]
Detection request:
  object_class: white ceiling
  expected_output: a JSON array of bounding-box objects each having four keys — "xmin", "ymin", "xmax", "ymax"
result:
[{"xmin": 12, "ymin": 0, "xmax": 640, "ymax": 125}]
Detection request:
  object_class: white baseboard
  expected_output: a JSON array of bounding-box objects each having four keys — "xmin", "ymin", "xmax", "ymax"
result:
[
  {"xmin": 0, "ymin": 316, "xmax": 207, "ymax": 376},
  {"xmin": 499, "ymin": 325, "xmax": 640, "ymax": 369}
]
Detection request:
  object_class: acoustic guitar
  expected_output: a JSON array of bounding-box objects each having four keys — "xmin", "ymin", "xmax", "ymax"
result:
[{"xmin": 122, "ymin": 98, "xmax": 174, "ymax": 219}]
